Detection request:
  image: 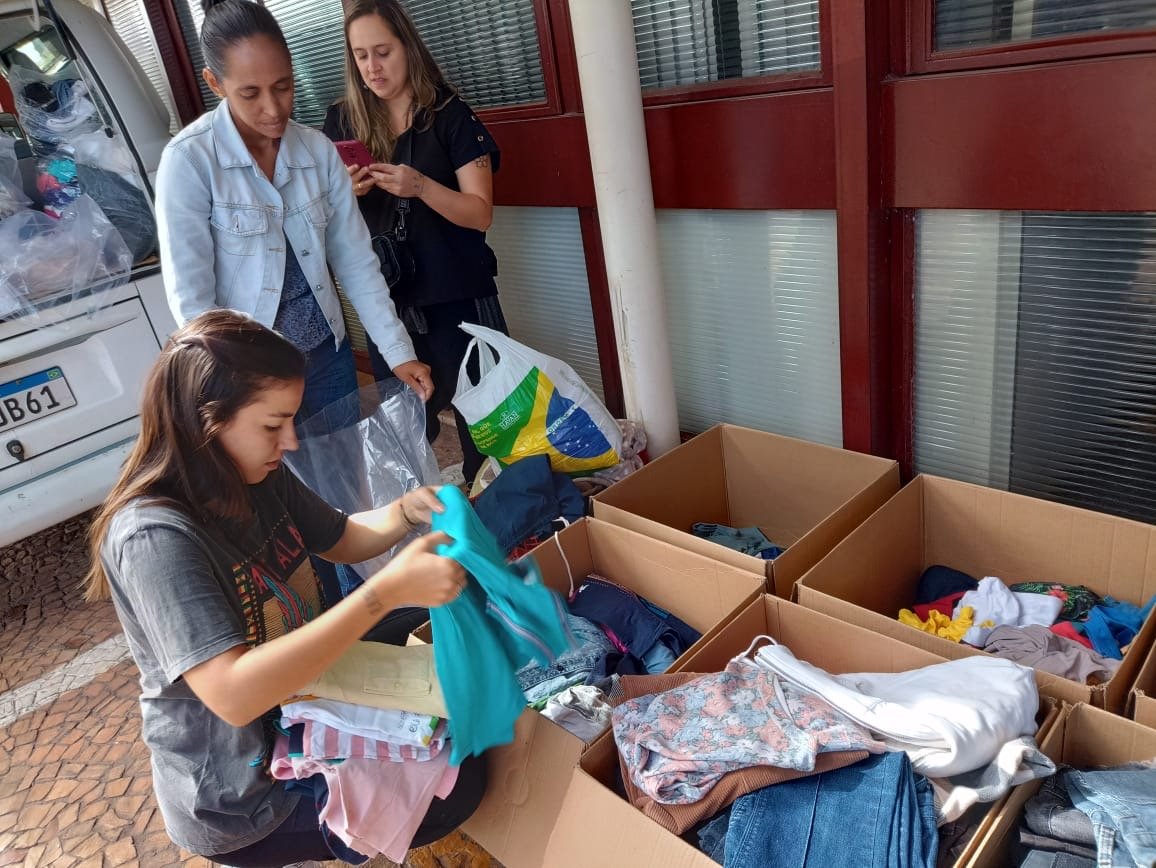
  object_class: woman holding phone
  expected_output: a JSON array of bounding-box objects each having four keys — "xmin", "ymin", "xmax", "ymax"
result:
[{"xmin": 322, "ymin": 0, "xmax": 507, "ymax": 488}]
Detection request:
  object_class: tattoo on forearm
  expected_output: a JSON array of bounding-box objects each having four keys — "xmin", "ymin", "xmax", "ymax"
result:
[
  {"xmin": 363, "ymin": 585, "xmax": 385, "ymax": 617},
  {"xmin": 474, "ymin": 155, "xmax": 490, "ymax": 169}
]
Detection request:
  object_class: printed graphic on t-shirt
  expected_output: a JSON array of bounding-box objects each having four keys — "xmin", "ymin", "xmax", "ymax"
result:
[{"xmin": 232, "ymin": 513, "xmax": 323, "ymax": 645}]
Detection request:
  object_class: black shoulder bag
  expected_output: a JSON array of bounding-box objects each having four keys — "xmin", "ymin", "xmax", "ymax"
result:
[{"xmin": 370, "ymin": 132, "xmax": 416, "ymax": 290}]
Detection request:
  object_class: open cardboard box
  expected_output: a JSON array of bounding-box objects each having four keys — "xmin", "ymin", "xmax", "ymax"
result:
[
  {"xmin": 590, "ymin": 424, "xmax": 900, "ymax": 598},
  {"xmin": 1129, "ymin": 638, "xmax": 1156, "ymax": 728},
  {"xmin": 542, "ymin": 595, "xmax": 1060, "ymax": 867},
  {"xmin": 969, "ymin": 702, "xmax": 1156, "ymax": 867},
  {"xmin": 795, "ymin": 474, "xmax": 1156, "ymax": 712},
  {"xmin": 409, "ymin": 517, "xmax": 763, "ymax": 868}
]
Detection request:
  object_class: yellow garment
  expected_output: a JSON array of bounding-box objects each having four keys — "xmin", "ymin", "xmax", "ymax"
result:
[{"xmin": 898, "ymin": 606, "xmax": 975, "ymax": 643}]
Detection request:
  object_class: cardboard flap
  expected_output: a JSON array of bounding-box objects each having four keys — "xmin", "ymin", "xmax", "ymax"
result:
[
  {"xmin": 1131, "ymin": 639, "xmax": 1156, "ymax": 728},
  {"xmin": 923, "ymin": 475, "xmax": 1156, "ymax": 600},
  {"xmin": 795, "ymin": 478, "xmax": 926, "ymax": 614},
  {"xmin": 722, "ymin": 424, "xmax": 897, "ymax": 543},
  {"xmin": 542, "ymin": 747, "xmax": 719, "ymax": 867},
  {"xmin": 592, "ymin": 426, "xmax": 728, "ymax": 529},
  {"xmin": 462, "ymin": 709, "xmax": 586, "ymax": 868}
]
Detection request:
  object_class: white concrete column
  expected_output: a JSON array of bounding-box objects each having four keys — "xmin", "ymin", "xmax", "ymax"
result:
[{"xmin": 568, "ymin": 0, "xmax": 681, "ymax": 457}]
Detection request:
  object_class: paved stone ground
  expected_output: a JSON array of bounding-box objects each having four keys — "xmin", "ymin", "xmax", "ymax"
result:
[{"xmin": 0, "ymin": 412, "xmax": 498, "ymax": 867}]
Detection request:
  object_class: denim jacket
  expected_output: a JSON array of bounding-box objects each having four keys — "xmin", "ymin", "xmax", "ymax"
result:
[{"xmin": 155, "ymin": 101, "xmax": 415, "ymax": 367}]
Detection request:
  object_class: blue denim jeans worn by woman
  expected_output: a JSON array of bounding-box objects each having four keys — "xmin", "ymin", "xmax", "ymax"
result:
[{"xmin": 722, "ymin": 751, "xmax": 938, "ymax": 868}]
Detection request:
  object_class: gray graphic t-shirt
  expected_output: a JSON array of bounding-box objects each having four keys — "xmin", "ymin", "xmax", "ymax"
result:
[{"xmin": 101, "ymin": 466, "xmax": 346, "ymax": 855}]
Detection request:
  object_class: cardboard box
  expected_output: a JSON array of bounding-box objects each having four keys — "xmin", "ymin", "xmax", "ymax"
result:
[
  {"xmin": 411, "ymin": 518, "xmax": 763, "ymax": 868},
  {"xmin": 591, "ymin": 424, "xmax": 900, "ymax": 597},
  {"xmin": 542, "ymin": 595, "xmax": 1060, "ymax": 867},
  {"xmin": 970, "ymin": 703, "xmax": 1156, "ymax": 868},
  {"xmin": 1130, "ymin": 639, "xmax": 1156, "ymax": 728},
  {"xmin": 795, "ymin": 474, "xmax": 1156, "ymax": 711}
]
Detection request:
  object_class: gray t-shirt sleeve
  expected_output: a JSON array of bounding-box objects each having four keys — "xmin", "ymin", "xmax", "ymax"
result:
[
  {"xmin": 110, "ymin": 524, "xmax": 247, "ymax": 684},
  {"xmin": 278, "ymin": 466, "xmax": 348, "ymax": 554}
]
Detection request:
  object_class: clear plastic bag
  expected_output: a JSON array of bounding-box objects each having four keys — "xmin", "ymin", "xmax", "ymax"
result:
[
  {"xmin": 70, "ymin": 130, "xmax": 139, "ymax": 182},
  {"xmin": 285, "ymin": 378, "xmax": 440, "ymax": 578},
  {"xmin": 9, "ymin": 67, "xmax": 103, "ymax": 152},
  {"xmin": 76, "ymin": 163, "xmax": 155, "ymax": 261},
  {"xmin": 0, "ymin": 194, "xmax": 132, "ymax": 319},
  {"xmin": 0, "ymin": 137, "xmax": 30, "ymax": 221}
]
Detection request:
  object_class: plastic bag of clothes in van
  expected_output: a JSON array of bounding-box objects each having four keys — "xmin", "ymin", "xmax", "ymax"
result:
[
  {"xmin": 0, "ymin": 194, "xmax": 132, "ymax": 318},
  {"xmin": 9, "ymin": 67, "xmax": 103, "ymax": 152}
]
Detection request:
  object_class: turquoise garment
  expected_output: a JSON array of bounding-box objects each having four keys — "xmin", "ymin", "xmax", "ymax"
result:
[{"xmin": 430, "ymin": 486, "xmax": 575, "ymax": 764}]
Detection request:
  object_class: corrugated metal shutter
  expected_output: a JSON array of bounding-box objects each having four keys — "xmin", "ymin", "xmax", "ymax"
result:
[
  {"xmin": 486, "ymin": 207, "xmax": 606, "ymax": 400},
  {"xmin": 100, "ymin": 0, "xmax": 179, "ymax": 132},
  {"xmin": 403, "ymin": 0, "xmax": 546, "ymax": 109},
  {"xmin": 632, "ymin": 0, "xmax": 820, "ymax": 92},
  {"xmin": 915, "ymin": 209, "xmax": 1156, "ymax": 524},
  {"xmin": 659, "ymin": 209, "xmax": 843, "ymax": 445},
  {"xmin": 935, "ymin": 0, "xmax": 1156, "ymax": 51}
]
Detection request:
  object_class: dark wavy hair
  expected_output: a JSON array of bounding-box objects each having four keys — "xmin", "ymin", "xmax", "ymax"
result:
[
  {"xmin": 200, "ymin": 0, "xmax": 290, "ymax": 79},
  {"xmin": 85, "ymin": 310, "xmax": 305, "ymax": 601}
]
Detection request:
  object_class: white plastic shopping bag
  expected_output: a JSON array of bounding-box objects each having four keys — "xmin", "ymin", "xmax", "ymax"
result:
[{"xmin": 451, "ymin": 323, "xmax": 622, "ymax": 476}]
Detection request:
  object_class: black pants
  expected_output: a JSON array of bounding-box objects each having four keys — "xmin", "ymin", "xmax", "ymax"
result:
[
  {"xmin": 368, "ymin": 300, "xmax": 493, "ymax": 485},
  {"xmin": 208, "ymin": 608, "xmax": 485, "ymax": 867}
]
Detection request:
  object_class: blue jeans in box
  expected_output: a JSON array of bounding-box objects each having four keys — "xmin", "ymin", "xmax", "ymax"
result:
[
  {"xmin": 295, "ymin": 338, "xmax": 362, "ymax": 606},
  {"xmin": 1063, "ymin": 765, "xmax": 1156, "ymax": 868},
  {"xmin": 722, "ymin": 752, "xmax": 938, "ymax": 868},
  {"xmin": 1024, "ymin": 774, "xmax": 1097, "ymax": 848}
]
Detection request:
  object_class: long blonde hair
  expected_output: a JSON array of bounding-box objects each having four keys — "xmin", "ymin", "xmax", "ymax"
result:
[{"xmin": 339, "ymin": 0, "xmax": 455, "ymax": 161}]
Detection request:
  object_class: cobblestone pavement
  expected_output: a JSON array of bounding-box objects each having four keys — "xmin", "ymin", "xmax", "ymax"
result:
[{"xmin": 0, "ymin": 413, "xmax": 498, "ymax": 867}]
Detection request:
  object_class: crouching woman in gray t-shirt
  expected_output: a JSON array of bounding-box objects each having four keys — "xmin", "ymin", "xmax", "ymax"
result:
[{"xmin": 84, "ymin": 309, "xmax": 485, "ymax": 865}]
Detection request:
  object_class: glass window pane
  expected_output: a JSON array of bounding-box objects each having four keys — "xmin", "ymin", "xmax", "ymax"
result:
[
  {"xmin": 173, "ymin": 0, "xmax": 544, "ymax": 125},
  {"xmin": 265, "ymin": 0, "xmax": 348, "ymax": 128},
  {"xmin": 633, "ymin": 0, "xmax": 820, "ymax": 91},
  {"xmin": 659, "ymin": 209, "xmax": 843, "ymax": 445},
  {"xmin": 935, "ymin": 0, "xmax": 1156, "ymax": 51},
  {"xmin": 486, "ymin": 207, "xmax": 605, "ymax": 400},
  {"xmin": 405, "ymin": 0, "xmax": 546, "ymax": 109},
  {"xmin": 915, "ymin": 209, "xmax": 1156, "ymax": 524}
]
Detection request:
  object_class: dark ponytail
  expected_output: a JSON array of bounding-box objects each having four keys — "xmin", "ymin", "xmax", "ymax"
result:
[{"xmin": 200, "ymin": 0, "xmax": 290, "ymax": 79}]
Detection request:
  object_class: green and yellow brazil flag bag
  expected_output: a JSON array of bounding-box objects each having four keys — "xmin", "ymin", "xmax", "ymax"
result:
[{"xmin": 451, "ymin": 324, "xmax": 622, "ymax": 476}]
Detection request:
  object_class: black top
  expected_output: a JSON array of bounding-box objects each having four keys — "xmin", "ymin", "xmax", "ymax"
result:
[{"xmin": 322, "ymin": 92, "xmax": 501, "ymax": 308}]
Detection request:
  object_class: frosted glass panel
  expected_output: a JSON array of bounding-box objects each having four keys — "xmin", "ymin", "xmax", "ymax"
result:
[
  {"xmin": 914, "ymin": 210, "xmax": 1021, "ymax": 488},
  {"xmin": 915, "ymin": 209, "xmax": 1156, "ymax": 525},
  {"xmin": 487, "ymin": 207, "xmax": 605, "ymax": 400},
  {"xmin": 658, "ymin": 209, "xmax": 842, "ymax": 444}
]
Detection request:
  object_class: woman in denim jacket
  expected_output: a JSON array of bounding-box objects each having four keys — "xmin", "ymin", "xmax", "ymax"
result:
[{"xmin": 155, "ymin": 0, "xmax": 433, "ymax": 428}]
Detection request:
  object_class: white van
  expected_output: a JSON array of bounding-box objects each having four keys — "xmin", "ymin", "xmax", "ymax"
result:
[{"xmin": 0, "ymin": 0, "xmax": 176, "ymax": 547}]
